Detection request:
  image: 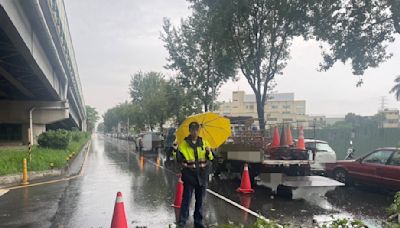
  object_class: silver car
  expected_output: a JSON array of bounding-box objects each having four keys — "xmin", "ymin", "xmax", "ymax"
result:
[{"xmin": 304, "ymin": 139, "xmax": 337, "ymax": 173}]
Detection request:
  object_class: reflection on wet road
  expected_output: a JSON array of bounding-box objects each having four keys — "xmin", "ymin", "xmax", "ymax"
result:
[{"xmin": 0, "ymin": 134, "xmax": 393, "ymax": 227}]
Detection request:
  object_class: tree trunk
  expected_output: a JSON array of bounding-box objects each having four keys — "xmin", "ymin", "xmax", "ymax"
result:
[
  {"xmin": 203, "ymin": 100, "xmax": 208, "ymax": 112},
  {"xmin": 255, "ymin": 93, "xmax": 266, "ymax": 132}
]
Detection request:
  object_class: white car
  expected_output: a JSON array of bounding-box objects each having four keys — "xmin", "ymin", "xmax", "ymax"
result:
[{"xmin": 303, "ymin": 139, "xmax": 337, "ymax": 173}]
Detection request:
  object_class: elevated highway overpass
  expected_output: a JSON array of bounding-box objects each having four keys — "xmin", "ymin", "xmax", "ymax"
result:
[{"xmin": 0, "ymin": 0, "xmax": 86, "ymax": 144}]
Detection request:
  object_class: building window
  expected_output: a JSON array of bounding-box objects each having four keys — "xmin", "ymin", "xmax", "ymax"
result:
[
  {"xmin": 268, "ymin": 118, "xmax": 278, "ymax": 121},
  {"xmin": 283, "ymin": 105, "xmax": 291, "ymax": 109},
  {"xmin": 246, "ymin": 105, "xmax": 254, "ymax": 110},
  {"xmin": 233, "ymin": 106, "xmax": 238, "ymax": 108},
  {"xmin": 283, "ymin": 111, "xmax": 290, "ymax": 114},
  {"xmin": 283, "ymin": 118, "xmax": 293, "ymax": 122},
  {"xmin": 272, "ymin": 105, "xmax": 278, "ymax": 109}
]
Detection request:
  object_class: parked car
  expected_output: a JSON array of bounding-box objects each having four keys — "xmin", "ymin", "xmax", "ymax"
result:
[
  {"xmin": 302, "ymin": 139, "xmax": 337, "ymax": 173},
  {"xmin": 326, "ymin": 147, "xmax": 400, "ymax": 191}
]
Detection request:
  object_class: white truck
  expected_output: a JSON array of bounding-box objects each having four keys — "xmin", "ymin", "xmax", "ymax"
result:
[
  {"xmin": 214, "ymin": 131, "xmax": 343, "ymax": 197},
  {"xmin": 141, "ymin": 132, "xmax": 163, "ymax": 153}
]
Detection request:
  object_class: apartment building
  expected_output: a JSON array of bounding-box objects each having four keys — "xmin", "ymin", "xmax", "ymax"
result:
[
  {"xmin": 379, "ymin": 109, "xmax": 400, "ymax": 128},
  {"xmin": 218, "ymin": 91, "xmax": 312, "ymax": 129}
]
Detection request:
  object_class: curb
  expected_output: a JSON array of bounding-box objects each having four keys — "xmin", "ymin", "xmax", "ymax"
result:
[{"xmin": 0, "ymin": 140, "xmax": 91, "ymax": 188}]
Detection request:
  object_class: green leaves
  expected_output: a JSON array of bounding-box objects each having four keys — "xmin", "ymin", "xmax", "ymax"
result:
[
  {"xmin": 103, "ymin": 71, "xmax": 202, "ymax": 133},
  {"xmin": 86, "ymin": 105, "xmax": 99, "ymax": 132},
  {"xmin": 162, "ymin": 4, "xmax": 237, "ymax": 111},
  {"xmin": 311, "ymin": 0, "xmax": 397, "ymax": 75},
  {"xmin": 390, "ymin": 75, "xmax": 400, "ymax": 101}
]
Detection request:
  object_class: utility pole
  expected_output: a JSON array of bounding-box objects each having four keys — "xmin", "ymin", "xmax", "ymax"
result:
[
  {"xmin": 379, "ymin": 96, "xmax": 387, "ymax": 128},
  {"xmin": 380, "ymin": 96, "xmax": 387, "ymax": 111}
]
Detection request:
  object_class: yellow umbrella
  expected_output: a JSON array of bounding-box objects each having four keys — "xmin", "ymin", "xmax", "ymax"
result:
[{"xmin": 176, "ymin": 112, "xmax": 231, "ymax": 148}]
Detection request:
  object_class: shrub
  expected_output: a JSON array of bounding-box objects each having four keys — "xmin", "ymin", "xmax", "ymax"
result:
[
  {"xmin": 70, "ymin": 131, "xmax": 82, "ymax": 142},
  {"xmin": 38, "ymin": 130, "xmax": 71, "ymax": 149}
]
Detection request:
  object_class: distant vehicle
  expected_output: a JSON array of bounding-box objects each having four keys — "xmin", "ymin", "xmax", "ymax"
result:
[
  {"xmin": 141, "ymin": 132, "xmax": 163, "ymax": 153},
  {"xmin": 135, "ymin": 133, "xmax": 144, "ymax": 151},
  {"xmin": 326, "ymin": 147, "xmax": 400, "ymax": 191},
  {"xmin": 303, "ymin": 139, "xmax": 337, "ymax": 173}
]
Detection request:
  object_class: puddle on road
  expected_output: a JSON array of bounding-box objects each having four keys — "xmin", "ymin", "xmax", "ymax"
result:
[{"xmin": 211, "ymin": 173, "xmax": 391, "ymax": 227}]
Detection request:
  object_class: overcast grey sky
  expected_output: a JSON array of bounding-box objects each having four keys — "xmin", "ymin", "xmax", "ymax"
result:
[{"xmin": 64, "ymin": 0, "xmax": 400, "ymax": 118}]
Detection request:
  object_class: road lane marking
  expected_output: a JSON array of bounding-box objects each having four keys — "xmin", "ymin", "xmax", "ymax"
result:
[
  {"xmin": 206, "ymin": 189, "xmax": 269, "ymax": 222},
  {"xmin": 0, "ymin": 141, "xmax": 92, "ymax": 191},
  {"xmin": 144, "ymin": 156, "xmax": 270, "ymax": 222},
  {"xmin": 0, "ymin": 189, "xmax": 9, "ymax": 197}
]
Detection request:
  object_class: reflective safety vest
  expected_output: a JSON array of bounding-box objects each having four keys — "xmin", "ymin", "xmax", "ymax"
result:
[{"xmin": 178, "ymin": 137, "xmax": 213, "ymax": 169}]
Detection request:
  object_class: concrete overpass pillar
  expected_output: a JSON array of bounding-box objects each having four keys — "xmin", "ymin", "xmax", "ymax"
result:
[
  {"xmin": 0, "ymin": 101, "xmax": 71, "ymax": 145},
  {"xmin": 32, "ymin": 124, "xmax": 46, "ymax": 144}
]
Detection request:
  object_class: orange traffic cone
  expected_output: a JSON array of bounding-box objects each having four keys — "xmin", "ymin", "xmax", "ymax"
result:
[
  {"xmin": 280, "ymin": 125, "xmax": 288, "ymax": 147},
  {"xmin": 236, "ymin": 163, "xmax": 254, "ymax": 194},
  {"xmin": 270, "ymin": 127, "xmax": 280, "ymax": 148},
  {"xmin": 297, "ymin": 127, "xmax": 305, "ymax": 150},
  {"xmin": 286, "ymin": 126, "xmax": 294, "ymax": 146},
  {"xmin": 111, "ymin": 192, "xmax": 128, "ymax": 228},
  {"xmin": 172, "ymin": 174, "xmax": 184, "ymax": 208}
]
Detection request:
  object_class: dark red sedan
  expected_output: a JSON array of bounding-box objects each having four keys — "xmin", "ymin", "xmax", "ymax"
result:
[{"xmin": 326, "ymin": 147, "xmax": 400, "ymax": 191}]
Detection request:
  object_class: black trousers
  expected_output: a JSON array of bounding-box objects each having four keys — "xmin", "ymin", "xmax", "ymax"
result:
[{"xmin": 178, "ymin": 182, "xmax": 206, "ymax": 228}]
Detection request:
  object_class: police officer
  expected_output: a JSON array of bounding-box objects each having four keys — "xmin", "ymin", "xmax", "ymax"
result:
[{"xmin": 177, "ymin": 121, "xmax": 213, "ymax": 228}]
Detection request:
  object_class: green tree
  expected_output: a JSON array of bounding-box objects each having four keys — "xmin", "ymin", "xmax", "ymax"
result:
[
  {"xmin": 97, "ymin": 122, "xmax": 104, "ymax": 132},
  {"xmin": 164, "ymin": 78, "xmax": 202, "ymax": 125},
  {"xmin": 129, "ymin": 72, "xmax": 171, "ymax": 131},
  {"xmin": 390, "ymin": 75, "xmax": 400, "ymax": 101},
  {"xmin": 311, "ymin": 0, "xmax": 399, "ymax": 76},
  {"xmin": 200, "ymin": 0, "xmax": 310, "ymax": 131},
  {"xmin": 162, "ymin": 7, "xmax": 237, "ymax": 111},
  {"xmin": 189, "ymin": 0, "xmax": 399, "ymax": 131},
  {"xmin": 103, "ymin": 107, "xmax": 119, "ymax": 132},
  {"xmin": 86, "ymin": 105, "xmax": 99, "ymax": 132}
]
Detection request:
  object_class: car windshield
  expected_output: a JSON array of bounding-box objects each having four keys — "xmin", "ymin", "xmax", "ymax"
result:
[
  {"xmin": 315, "ymin": 143, "xmax": 334, "ymax": 152},
  {"xmin": 306, "ymin": 142, "xmax": 334, "ymax": 152}
]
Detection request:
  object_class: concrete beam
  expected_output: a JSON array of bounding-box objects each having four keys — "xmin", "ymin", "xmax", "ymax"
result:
[
  {"xmin": 0, "ymin": 100, "xmax": 69, "ymax": 124},
  {"xmin": 0, "ymin": 1, "xmax": 61, "ymax": 99},
  {"xmin": 0, "ymin": 65, "xmax": 35, "ymax": 98}
]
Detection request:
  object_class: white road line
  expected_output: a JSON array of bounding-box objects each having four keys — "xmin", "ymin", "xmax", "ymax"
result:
[
  {"xmin": 0, "ymin": 189, "xmax": 9, "ymax": 197},
  {"xmin": 206, "ymin": 189, "xmax": 269, "ymax": 222}
]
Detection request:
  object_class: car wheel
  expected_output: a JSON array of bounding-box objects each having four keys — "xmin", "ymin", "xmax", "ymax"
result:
[{"xmin": 334, "ymin": 168, "xmax": 348, "ymax": 184}]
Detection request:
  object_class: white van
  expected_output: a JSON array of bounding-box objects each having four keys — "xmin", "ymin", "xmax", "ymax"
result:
[{"xmin": 303, "ymin": 139, "xmax": 337, "ymax": 173}]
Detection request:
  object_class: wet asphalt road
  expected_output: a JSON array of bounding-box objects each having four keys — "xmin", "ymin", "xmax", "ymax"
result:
[{"xmin": 0, "ymin": 134, "xmax": 394, "ymax": 227}]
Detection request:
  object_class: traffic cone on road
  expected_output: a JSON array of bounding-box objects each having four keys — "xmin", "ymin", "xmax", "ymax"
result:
[
  {"xmin": 296, "ymin": 127, "xmax": 305, "ymax": 150},
  {"xmin": 172, "ymin": 174, "xmax": 184, "ymax": 208},
  {"xmin": 111, "ymin": 192, "xmax": 128, "ymax": 228},
  {"xmin": 286, "ymin": 126, "xmax": 294, "ymax": 146},
  {"xmin": 270, "ymin": 127, "xmax": 280, "ymax": 148},
  {"xmin": 236, "ymin": 163, "xmax": 254, "ymax": 194}
]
